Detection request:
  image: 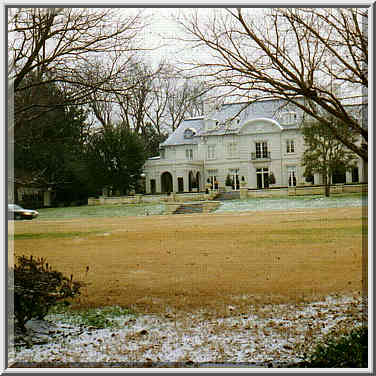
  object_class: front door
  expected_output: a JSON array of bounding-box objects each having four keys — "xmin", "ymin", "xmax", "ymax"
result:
[
  {"xmin": 332, "ymin": 165, "xmax": 346, "ymax": 184},
  {"xmin": 287, "ymin": 167, "xmax": 297, "ymax": 187},
  {"xmin": 229, "ymin": 169, "xmax": 240, "ymax": 190},
  {"xmin": 352, "ymin": 167, "xmax": 359, "ymax": 183},
  {"xmin": 256, "ymin": 167, "xmax": 269, "ymax": 189}
]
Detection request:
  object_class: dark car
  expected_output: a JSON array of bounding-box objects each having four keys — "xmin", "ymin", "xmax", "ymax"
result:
[{"xmin": 8, "ymin": 204, "xmax": 39, "ymax": 220}]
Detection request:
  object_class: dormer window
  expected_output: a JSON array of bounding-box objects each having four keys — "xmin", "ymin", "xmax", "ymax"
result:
[
  {"xmin": 281, "ymin": 112, "xmax": 297, "ymax": 125},
  {"xmin": 204, "ymin": 119, "xmax": 218, "ymax": 131},
  {"xmin": 184, "ymin": 128, "xmax": 196, "ymax": 139}
]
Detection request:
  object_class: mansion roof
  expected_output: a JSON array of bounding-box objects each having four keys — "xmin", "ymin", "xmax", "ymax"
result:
[
  {"xmin": 159, "ymin": 97, "xmax": 367, "ymax": 148},
  {"xmin": 161, "ymin": 98, "xmax": 303, "ymax": 148}
]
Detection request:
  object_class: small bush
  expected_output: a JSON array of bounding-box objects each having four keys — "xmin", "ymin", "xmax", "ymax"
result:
[
  {"xmin": 268, "ymin": 172, "xmax": 276, "ymax": 185},
  {"xmin": 13, "ymin": 255, "xmax": 82, "ymax": 332},
  {"xmin": 302, "ymin": 325, "xmax": 368, "ymax": 368}
]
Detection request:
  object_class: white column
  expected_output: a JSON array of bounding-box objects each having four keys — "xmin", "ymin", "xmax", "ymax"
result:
[
  {"xmin": 43, "ymin": 191, "xmax": 51, "ymax": 206},
  {"xmin": 359, "ymin": 160, "xmax": 368, "ymax": 183},
  {"xmin": 314, "ymin": 173, "xmax": 322, "ymax": 185},
  {"xmin": 345, "ymin": 170, "xmax": 352, "ymax": 184},
  {"xmin": 184, "ymin": 171, "xmax": 189, "ymax": 192},
  {"xmin": 172, "ymin": 170, "xmax": 177, "ymax": 193}
]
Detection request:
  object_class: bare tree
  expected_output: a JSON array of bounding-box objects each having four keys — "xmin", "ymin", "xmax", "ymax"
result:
[
  {"xmin": 111, "ymin": 61, "xmax": 207, "ymax": 135},
  {"xmin": 166, "ymin": 80, "xmax": 197, "ymax": 131},
  {"xmin": 159, "ymin": 66, "xmax": 206, "ymax": 131},
  {"xmin": 177, "ymin": 8, "xmax": 368, "ymax": 161},
  {"xmin": 88, "ymin": 93, "xmax": 114, "ymax": 130},
  {"xmin": 113, "ymin": 59, "xmax": 158, "ymax": 134},
  {"xmin": 8, "ymin": 7, "xmax": 146, "ymax": 112},
  {"xmin": 144, "ymin": 72, "xmax": 170, "ymax": 136}
]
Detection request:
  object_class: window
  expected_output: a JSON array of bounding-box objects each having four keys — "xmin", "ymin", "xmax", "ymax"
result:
[
  {"xmin": 184, "ymin": 128, "xmax": 196, "ymax": 139},
  {"xmin": 207, "ymin": 145, "xmax": 216, "ymax": 160},
  {"xmin": 186, "ymin": 149, "xmax": 193, "ymax": 160},
  {"xmin": 286, "ymin": 139, "xmax": 295, "ymax": 153},
  {"xmin": 255, "ymin": 141, "xmax": 268, "ymax": 158},
  {"xmin": 227, "ymin": 143, "xmax": 237, "ymax": 158},
  {"xmin": 160, "ymin": 149, "xmax": 165, "ymax": 159}
]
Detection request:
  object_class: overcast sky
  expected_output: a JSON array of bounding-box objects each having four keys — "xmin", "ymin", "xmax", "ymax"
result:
[
  {"xmin": 132, "ymin": 7, "xmax": 266, "ymax": 69},
  {"xmin": 136, "ymin": 8, "xmax": 208, "ymax": 68}
]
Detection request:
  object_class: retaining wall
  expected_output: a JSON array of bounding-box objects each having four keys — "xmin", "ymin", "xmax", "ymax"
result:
[
  {"xmin": 88, "ymin": 184, "xmax": 367, "ymax": 206},
  {"xmin": 88, "ymin": 191, "xmax": 217, "ymax": 206},
  {"xmin": 245, "ymin": 183, "xmax": 367, "ymax": 199}
]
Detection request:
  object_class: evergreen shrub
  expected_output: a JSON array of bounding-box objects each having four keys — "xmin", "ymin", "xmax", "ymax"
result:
[
  {"xmin": 13, "ymin": 255, "xmax": 82, "ymax": 332},
  {"xmin": 302, "ymin": 325, "xmax": 368, "ymax": 368}
]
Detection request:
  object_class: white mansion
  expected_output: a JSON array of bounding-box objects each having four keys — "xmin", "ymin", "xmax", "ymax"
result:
[{"xmin": 143, "ymin": 98, "xmax": 366, "ymax": 194}]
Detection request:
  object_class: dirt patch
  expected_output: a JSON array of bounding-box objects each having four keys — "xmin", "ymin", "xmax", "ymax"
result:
[{"xmin": 11, "ymin": 207, "xmax": 366, "ymax": 316}]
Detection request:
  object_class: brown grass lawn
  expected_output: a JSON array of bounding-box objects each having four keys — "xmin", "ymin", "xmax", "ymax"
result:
[{"xmin": 10, "ymin": 206, "xmax": 366, "ymax": 317}]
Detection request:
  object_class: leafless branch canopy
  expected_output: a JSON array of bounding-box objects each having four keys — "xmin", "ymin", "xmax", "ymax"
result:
[
  {"xmin": 8, "ymin": 7, "xmax": 146, "ymax": 101},
  {"xmin": 176, "ymin": 7, "xmax": 368, "ymax": 161},
  {"xmin": 87, "ymin": 59, "xmax": 207, "ymax": 136}
]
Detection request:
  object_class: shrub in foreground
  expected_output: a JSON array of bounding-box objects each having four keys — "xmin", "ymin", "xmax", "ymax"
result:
[
  {"xmin": 302, "ymin": 325, "xmax": 368, "ymax": 368},
  {"xmin": 13, "ymin": 255, "xmax": 82, "ymax": 332}
]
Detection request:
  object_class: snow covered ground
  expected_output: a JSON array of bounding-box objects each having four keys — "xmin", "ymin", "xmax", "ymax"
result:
[
  {"xmin": 10, "ymin": 294, "xmax": 366, "ymax": 368},
  {"xmin": 215, "ymin": 195, "xmax": 366, "ymax": 214}
]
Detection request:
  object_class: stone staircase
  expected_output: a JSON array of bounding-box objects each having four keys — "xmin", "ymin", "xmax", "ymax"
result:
[
  {"xmin": 173, "ymin": 203, "xmax": 204, "ymax": 214},
  {"xmin": 166, "ymin": 201, "xmax": 221, "ymax": 215},
  {"xmin": 215, "ymin": 191, "xmax": 240, "ymax": 201}
]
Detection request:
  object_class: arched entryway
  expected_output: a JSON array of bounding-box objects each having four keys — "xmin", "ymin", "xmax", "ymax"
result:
[
  {"xmin": 161, "ymin": 172, "xmax": 173, "ymax": 193},
  {"xmin": 196, "ymin": 171, "xmax": 201, "ymax": 191}
]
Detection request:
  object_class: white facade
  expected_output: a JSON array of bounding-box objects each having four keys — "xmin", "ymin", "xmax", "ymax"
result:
[{"xmin": 143, "ymin": 99, "xmax": 366, "ymax": 194}]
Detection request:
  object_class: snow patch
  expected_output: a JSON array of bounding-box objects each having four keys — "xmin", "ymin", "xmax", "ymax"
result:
[{"xmin": 10, "ymin": 294, "xmax": 366, "ymax": 367}]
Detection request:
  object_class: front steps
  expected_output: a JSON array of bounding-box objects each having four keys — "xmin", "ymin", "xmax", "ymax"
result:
[
  {"xmin": 173, "ymin": 203, "xmax": 204, "ymax": 214},
  {"xmin": 215, "ymin": 191, "xmax": 241, "ymax": 201},
  {"xmin": 165, "ymin": 201, "xmax": 221, "ymax": 215}
]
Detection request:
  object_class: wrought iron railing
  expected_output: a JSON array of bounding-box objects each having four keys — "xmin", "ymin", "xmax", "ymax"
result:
[{"xmin": 251, "ymin": 152, "xmax": 271, "ymax": 160}]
